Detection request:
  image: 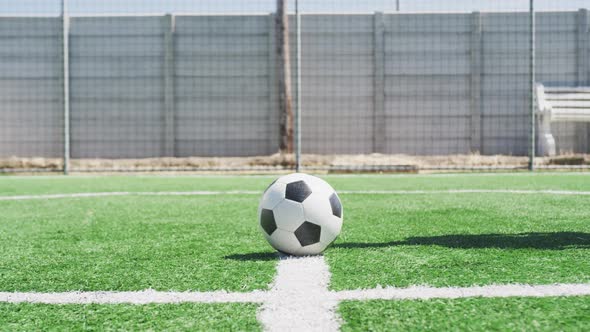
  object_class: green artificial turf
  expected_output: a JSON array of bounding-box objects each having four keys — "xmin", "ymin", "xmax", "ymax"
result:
[
  {"xmin": 1, "ymin": 173, "xmax": 590, "ymax": 330},
  {"xmin": 327, "ymin": 193, "xmax": 590, "ymax": 290},
  {"xmin": 339, "ymin": 296, "xmax": 590, "ymax": 331},
  {"xmin": 1, "ymin": 174, "xmax": 589, "ymax": 293},
  {"xmin": 0, "ymin": 195, "xmax": 276, "ymax": 292},
  {"xmin": 1, "ymin": 173, "xmax": 590, "ymax": 196},
  {"xmin": 0, "ymin": 303, "xmax": 260, "ymax": 331}
]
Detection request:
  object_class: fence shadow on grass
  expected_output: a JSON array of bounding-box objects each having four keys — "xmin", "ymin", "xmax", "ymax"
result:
[
  {"xmin": 226, "ymin": 232, "xmax": 590, "ymax": 261},
  {"xmin": 334, "ymin": 232, "xmax": 590, "ymax": 250}
]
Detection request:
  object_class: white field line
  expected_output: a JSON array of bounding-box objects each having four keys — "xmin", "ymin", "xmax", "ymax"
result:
[
  {"xmin": 0, "ymin": 191, "xmax": 261, "ymax": 201},
  {"xmin": 258, "ymin": 255, "xmax": 340, "ymax": 332},
  {"xmin": 2, "ymin": 189, "xmax": 590, "ymax": 201},
  {"xmin": 2, "ymin": 283, "xmax": 590, "ymax": 306},
  {"xmin": 3, "ymin": 282, "xmax": 590, "ymax": 306},
  {"xmin": 0, "ymin": 290, "xmax": 266, "ymax": 305},
  {"xmin": 333, "ymin": 283, "xmax": 590, "ymax": 301},
  {"xmin": 339, "ymin": 189, "xmax": 590, "ymax": 195}
]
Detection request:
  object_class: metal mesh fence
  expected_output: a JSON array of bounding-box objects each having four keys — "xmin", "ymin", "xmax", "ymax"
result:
[
  {"xmin": 0, "ymin": 1, "xmax": 588, "ymax": 173},
  {"xmin": 0, "ymin": 1, "xmax": 63, "ymax": 167},
  {"xmin": 535, "ymin": 1, "xmax": 590, "ymax": 169}
]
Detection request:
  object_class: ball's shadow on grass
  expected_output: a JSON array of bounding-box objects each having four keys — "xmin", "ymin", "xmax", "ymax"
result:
[
  {"xmin": 226, "ymin": 232, "xmax": 590, "ymax": 261},
  {"xmin": 335, "ymin": 232, "xmax": 590, "ymax": 250},
  {"xmin": 224, "ymin": 252, "xmax": 280, "ymax": 261}
]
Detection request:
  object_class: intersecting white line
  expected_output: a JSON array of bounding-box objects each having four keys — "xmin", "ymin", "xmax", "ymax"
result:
[
  {"xmin": 258, "ymin": 255, "xmax": 340, "ymax": 332},
  {"xmin": 2, "ymin": 255, "xmax": 590, "ymax": 332},
  {"xmin": 2, "ymin": 189, "xmax": 590, "ymax": 201},
  {"xmin": 3, "ymin": 283, "xmax": 590, "ymax": 305}
]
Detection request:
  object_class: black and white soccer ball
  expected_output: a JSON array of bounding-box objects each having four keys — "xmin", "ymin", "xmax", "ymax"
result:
[{"xmin": 258, "ymin": 173, "xmax": 343, "ymax": 256}]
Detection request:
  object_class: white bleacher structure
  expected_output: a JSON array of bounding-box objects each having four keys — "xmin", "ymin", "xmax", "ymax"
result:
[{"xmin": 536, "ymin": 84, "xmax": 590, "ymax": 156}]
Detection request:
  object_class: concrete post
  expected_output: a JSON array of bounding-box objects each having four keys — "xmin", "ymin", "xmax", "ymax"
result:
[
  {"xmin": 61, "ymin": 0, "xmax": 70, "ymax": 174},
  {"xmin": 529, "ymin": 0, "xmax": 535, "ymax": 168},
  {"xmin": 470, "ymin": 11, "xmax": 482, "ymax": 154},
  {"xmin": 163, "ymin": 14, "xmax": 175, "ymax": 157},
  {"xmin": 295, "ymin": 0, "xmax": 302, "ymax": 172},
  {"xmin": 373, "ymin": 12, "xmax": 386, "ymax": 153},
  {"xmin": 576, "ymin": 9, "xmax": 589, "ymax": 153},
  {"xmin": 268, "ymin": 13, "xmax": 279, "ymax": 152},
  {"xmin": 576, "ymin": 9, "xmax": 589, "ymax": 86}
]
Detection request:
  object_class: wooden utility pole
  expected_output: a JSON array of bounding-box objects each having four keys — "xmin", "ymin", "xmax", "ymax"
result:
[{"xmin": 277, "ymin": 0, "xmax": 294, "ymax": 153}]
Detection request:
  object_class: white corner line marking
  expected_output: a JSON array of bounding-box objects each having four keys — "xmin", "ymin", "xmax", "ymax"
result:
[
  {"xmin": 258, "ymin": 255, "xmax": 340, "ymax": 332},
  {"xmin": 2, "ymin": 189, "xmax": 590, "ymax": 201}
]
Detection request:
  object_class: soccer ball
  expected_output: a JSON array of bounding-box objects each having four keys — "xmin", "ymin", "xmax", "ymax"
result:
[{"xmin": 258, "ymin": 173, "xmax": 343, "ymax": 256}]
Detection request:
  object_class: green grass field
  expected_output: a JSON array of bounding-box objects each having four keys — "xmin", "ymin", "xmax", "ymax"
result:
[
  {"xmin": 339, "ymin": 296, "xmax": 590, "ymax": 331},
  {"xmin": 0, "ymin": 303, "xmax": 260, "ymax": 331},
  {"xmin": 1, "ymin": 173, "xmax": 589, "ymax": 330}
]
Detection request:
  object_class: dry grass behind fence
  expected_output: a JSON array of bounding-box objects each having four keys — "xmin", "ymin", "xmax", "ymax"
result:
[{"xmin": 1, "ymin": 154, "xmax": 589, "ymax": 173}]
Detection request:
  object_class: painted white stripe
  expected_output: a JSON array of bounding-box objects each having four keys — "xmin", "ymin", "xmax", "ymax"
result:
[
  {"xmin": 333, "ymin": 283, "xmax": 590, "ymax": 301},
  {"xmin": 2, "ymin": 283, "xmax": 590, "ymax": 305},
  {"xmin": 2, "ymin": 189, "xmax": 590, "ymax": 201},
  {"xmin": 258, "ymin": 255, "xmax": 340, "ymax": 332},
  {"xmin": 339, "ymin": 189, "xmax": 590, "ymax": 195},
  {"xmin": 0, "ymin": 191, "xmax": 261, "ymax": 201},
  {"xmin": 0, "ymin": 290, "xmax": 266, "ymax": 304}
]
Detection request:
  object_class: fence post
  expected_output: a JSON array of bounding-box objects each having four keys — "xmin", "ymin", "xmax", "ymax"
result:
[
  {"xmin": 163, "ymin": 14, "xmax": 176, "ymax": 157},
  {"xmin": 268, "ymin": 13, "xmax": 279, "ymax": 153},
  {"xmin": 276, "ymin": 0, "xmax": 294, "ymax": 154},
  {"xmin": 470, "ymin": 11, "xmax": 482, "ymax": 154},
  {"xmin": 61, "ymin": 0, "xmax": 70, "ymax": 175},
  {"xmin": 576, "ymin": 9, "xmax": 589, "ymax": 86},
  {"xmin": 295, "ymin": 0, "xmax": 302, "ymax": 172},
  {"xmin": 576, "ymin": 9, "xmax": 589, "ymax": 152},
  {"xmin": 373, "ymin": 12, "xmax": 386, "ymax": 153},
  {"xmin": 529, "ymin": 0, "xmax": 536, "ymax": 170}
]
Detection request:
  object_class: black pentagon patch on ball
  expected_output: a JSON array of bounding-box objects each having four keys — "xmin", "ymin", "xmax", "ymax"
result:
[
  {"xmin": 285, "ymin": 180, "xmax": 312, "ymax": 203},
  {"xmin": 329, "ymin": 193, "xmax": 342, "ymax": 218},
  {"xmin": 294, "ymin": 221, "xmax": 321, "ymax": 247},
  {"xmin": 260, "ymin": 209, "xmax": 277, "ymax": 236}
]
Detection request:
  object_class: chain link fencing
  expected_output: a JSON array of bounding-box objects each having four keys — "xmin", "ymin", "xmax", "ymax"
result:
[{"xmin": 0, "ymin": 0, "xmax": 588, "ymax": 173}]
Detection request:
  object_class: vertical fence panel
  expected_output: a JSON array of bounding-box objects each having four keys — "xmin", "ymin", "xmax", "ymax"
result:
[
  {"xmin": 0, "ymin": 17, "xmax": 63, "ymax": 159},
  {"xmin": 384, "ymin": 13, "xmax": 472, "ymax": 155},
  {"xmin": 163, "ymin": 14, "xmax": 175, "ymax": 157},
  {"xmin": 298, "ymin": 14, "xmax": 375, "ymax": 155},
  {"xmin": 373, "ymin": 12, "xmax": 386, "ymax": 154},
  {"xmin": 576, "ymin": 9, "xmax": 589, "ymax": 153},
  {"xmin": 470, "ymin": 11, "xmax": 483, "ymax": 154},
  {"xmin": 174, "ymin": 15, "xmax": 273, "ymax": 157},
  {"xmin": 69, "ymin": 16, "xmax": 167, "ymax": 159}
]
